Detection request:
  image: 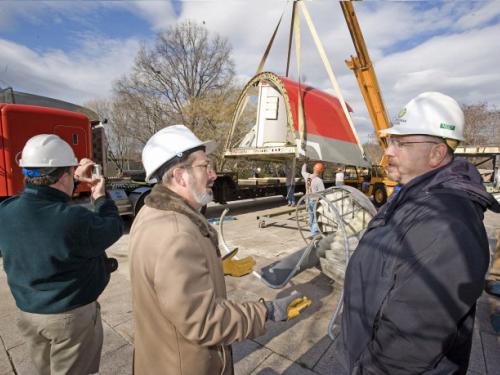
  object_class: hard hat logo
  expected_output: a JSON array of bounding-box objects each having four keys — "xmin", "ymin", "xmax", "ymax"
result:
[
  {"xmin": 383, "ymin": 92, "xmax": 465, "ymax": 142},
  {"xmin": 440, "ymin": 123, "xmax": 456, "ymax": 131}
]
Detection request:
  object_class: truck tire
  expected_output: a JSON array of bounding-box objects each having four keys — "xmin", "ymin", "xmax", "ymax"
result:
[
  {"xmin": 213, "ymin": 177, "xmax": 233, "ymax": 204},
  {"xmin": 372, "ymin": 184, "xmax": 387, "ymax": 208},
  {"xmin": 136, "ymin": 195, "xmax": 147, "ymax": 216},
  {"xmin": 128, "ymin": 187, "xmax": 152, "ymax": 217},
  {"xmin": 214, "ymin": 180, "xmax": 228, "ymax": 204}
]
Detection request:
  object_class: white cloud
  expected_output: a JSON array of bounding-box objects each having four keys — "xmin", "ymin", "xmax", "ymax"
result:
[
  {"xmin": 123, "ymin": 1, "xmax": 177, "ymax": 31},
  {"xmin": 377, "ymin": 22, "xmax": 500, "ymax": 118},
  {"xmin": 0, "ymin": 1, "xmax": 105, "ymax": 32},
  {"xmin": 0, "ymin": 35, "xmax": 141, "ymax": 104},
  {"xmin": 1, "ymin": 0, "xmax": 499, "ymax": 143},
  {"xmin": 455, "ymin": 1, "xmax": 500, "ymax": 30},
  {"xmin": 351, "ymin": 115, "xmax": 375, "ymax": 141},
  {"xmin": 178, "ymin": 0, "xmax": 289, "ymax": 82}
]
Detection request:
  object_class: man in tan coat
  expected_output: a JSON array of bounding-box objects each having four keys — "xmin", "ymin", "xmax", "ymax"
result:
[{"xmin": 129, "ymin": 125, "xmax": 310, "ymax": 375}]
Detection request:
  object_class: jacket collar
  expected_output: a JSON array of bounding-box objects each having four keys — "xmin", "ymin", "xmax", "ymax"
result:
[
  {"xmin": 145, "ymin": 183, "xmax": 220, "ymax": 253},
  {"xmin": 370, "ymin": 166, "xmax": 445, "ymax": 227},
  {"xmin": 380, "ymin": 158, "xmax": 500, "ymax": 221},
  {"xmin": 427, "ymin": 158, "xmax": 500, "ymax": 213},
  {"xmin": 22, "ymin": 184, "xmax": 71, "ymax": 202}
]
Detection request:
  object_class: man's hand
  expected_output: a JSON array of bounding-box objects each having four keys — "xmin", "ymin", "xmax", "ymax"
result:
[
  {"xmin": 222, "ymin": 249, "xmax": 256, "ymax": 277},
  {"xmin": 74, "ymin": 158, "xmax": 94, "ymax": 184},
  {"xmin": 264, "ymin": 292, "xmax": 312, "ymax": 321},
  {"xmin": 91, "ymin": 176, "xmax": 106, "ymax": 201}
]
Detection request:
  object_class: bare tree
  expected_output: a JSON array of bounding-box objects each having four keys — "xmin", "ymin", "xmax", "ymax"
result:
[
  {"xmin": 362, "ymin": 102, "xmax": 500, "ymax": 163},
  {"xmin": 462, "ymin": 103, "xmax": 500, "ymax": 146},
  {"xmin": 363, "ymin": 133, "xmax": 383, "ymax": 165},
  {"xmin": 114, "ymin": 20, "xmax": 238, "ymax": 167},
  {"xmin": 86, "ymin": 98, "xmax": 141, "ymax": 176}
]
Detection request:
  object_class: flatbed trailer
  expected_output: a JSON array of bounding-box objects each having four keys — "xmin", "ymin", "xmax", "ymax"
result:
[
  {"xmin": 211, "ymin": 173, "xmax": 335, "ymax": 204},
  {"xmin": 454, "ymin": 146, "xmax": 500, "ymax": 192}
]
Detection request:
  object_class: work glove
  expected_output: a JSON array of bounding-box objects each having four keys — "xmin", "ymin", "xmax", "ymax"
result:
[
  {"xmin": 222, "ymin": 248, "xmax": 256, "ymax": 277},
  {"xmin": 263, "ymin": 293, "xmax": 312, "ymax": 322}
]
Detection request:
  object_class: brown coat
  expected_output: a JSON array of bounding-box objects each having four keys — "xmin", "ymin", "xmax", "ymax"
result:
[{"xmin": 129, "ymin": 184, "xmax": 267, "ymax": 375}]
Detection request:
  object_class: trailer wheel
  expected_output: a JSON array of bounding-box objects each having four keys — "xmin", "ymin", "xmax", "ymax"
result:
[
  {"xmin": 134, "ymin": 194, "xmax": 147, "ymax": 216},
  {"xmin": 213, "ymin": 178, "xmax": 232, "ymax": 204},
  {"xmin": 128, "ymin": 188, "xmax": 152, "ymax": 217},
  {"xmin": 372, "ymin": 184, "xmax": 387, "ymax": 208}
]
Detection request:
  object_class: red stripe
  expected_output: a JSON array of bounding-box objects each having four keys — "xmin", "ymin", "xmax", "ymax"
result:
[{"xmin": 280, "ymin": 76, "xmax": 357, "ymax": 144}]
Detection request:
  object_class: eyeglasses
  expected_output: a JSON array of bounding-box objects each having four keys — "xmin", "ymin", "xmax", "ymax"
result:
[
  {"xmin": 386, "ymin": 138, "xmax": 441, "ymax": 149},
  {"xmin": 184, "ymin": 162, "xmax": 215, "ymax": 173}
]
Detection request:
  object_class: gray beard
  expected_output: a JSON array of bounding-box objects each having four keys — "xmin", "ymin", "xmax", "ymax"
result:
[
  {"xmin": 193, "ymin": 188, "xmax": 213, "ymax": 207},
  {"xmin": 186, "ymin": 172, "xmax": 213, "ymax": 207}
]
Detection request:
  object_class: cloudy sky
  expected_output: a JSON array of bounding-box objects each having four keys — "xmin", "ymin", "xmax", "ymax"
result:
[{"xmin": 1, "ymin": 0, "xmax": 499, "ymax": 141}]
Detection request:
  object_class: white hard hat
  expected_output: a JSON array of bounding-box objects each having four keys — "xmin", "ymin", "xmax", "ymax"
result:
[
  {"xmin": 19, "ymin": 134, "xmax": 78, "ymax": 167},
  {"xmin": 383, "ymin": 92, "xmax": 464, "ymax": 141},
  {"xmin": 142, "ymin": 124, "xmax": 216, "ymax": 183}
]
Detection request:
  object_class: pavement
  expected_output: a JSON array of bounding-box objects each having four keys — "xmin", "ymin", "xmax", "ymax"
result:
[{"xmin": 1, "ymin": 196, "xmax": 500, "ymax": 374}]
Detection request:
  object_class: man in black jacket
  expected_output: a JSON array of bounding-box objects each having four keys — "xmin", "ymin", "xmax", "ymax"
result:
[
  {"xmin": 0, "ymin": 134, "xmax": 123, "ymax": 375},
  {"xmin": 342, "ymin": 92, "xmax": 500, "ymax": 374}
]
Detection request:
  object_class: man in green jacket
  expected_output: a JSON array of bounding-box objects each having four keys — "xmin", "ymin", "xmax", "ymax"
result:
[{"xmin": 0, "ymin": 134, "xmax": 123, "ymax": 375}]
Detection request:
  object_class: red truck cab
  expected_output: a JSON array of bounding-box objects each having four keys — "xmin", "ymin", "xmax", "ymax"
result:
[{"xmin": 0, "ymin": 103, "xmax": 92, "ymax": 198}]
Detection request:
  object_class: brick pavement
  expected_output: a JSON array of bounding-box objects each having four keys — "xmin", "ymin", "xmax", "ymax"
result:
[{"xmin": 1, "ymin": 205, "xmax": 499, "ymax": 374}]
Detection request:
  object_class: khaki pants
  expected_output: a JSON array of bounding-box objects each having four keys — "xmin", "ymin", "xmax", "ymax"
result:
[{"xmin": 17, "ymin": 301, "xmax": 103, "ymax": 375}]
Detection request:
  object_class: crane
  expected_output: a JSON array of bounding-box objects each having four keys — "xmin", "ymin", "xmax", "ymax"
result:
[{"xmin": 340, "ymin": 0, "xmax": 396, "ymax": 206}]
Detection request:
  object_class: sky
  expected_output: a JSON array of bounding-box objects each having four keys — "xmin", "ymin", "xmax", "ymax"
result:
[{"xmin": 1, "ymin": 0, "xmax": 499, "ymax": 142}]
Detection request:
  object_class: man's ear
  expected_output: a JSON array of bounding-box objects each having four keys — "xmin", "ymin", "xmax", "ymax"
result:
[
  {"xmin": 429, "ymin": 143, "xmax": 448, "ymax": 168},
  {"xmin": 62, "ymin": 167, "xmax": 74, "ymax": 181},
  {"xmin": 172, "ymin": 167, "xmax": 187, "ymax": 187}
]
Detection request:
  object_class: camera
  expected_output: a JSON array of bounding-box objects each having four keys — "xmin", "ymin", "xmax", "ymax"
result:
[{"xmin": 92, "ymin": 164, "xmax": 103, "ymax": 179}]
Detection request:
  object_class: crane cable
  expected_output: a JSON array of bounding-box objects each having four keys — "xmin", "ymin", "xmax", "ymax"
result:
[
  {"xmin": 293, "ymin": 1, "xmax": 306, "ymax": 156},
  {"xmin": 225, "ymin": 1, "xmax": 290, "ymax": 156},
  {"xmin": 298, "ymin": 1, "xmax": 366, "ymax": 160},
  {"xmin": 226, "ymin": 0, "xmax": 367, "ymax": 163}
]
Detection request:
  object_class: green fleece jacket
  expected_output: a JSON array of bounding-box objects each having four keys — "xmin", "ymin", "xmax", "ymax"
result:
[{"xmin": 0, "ymin": 184, "xmax": 123, "ymax": 314}]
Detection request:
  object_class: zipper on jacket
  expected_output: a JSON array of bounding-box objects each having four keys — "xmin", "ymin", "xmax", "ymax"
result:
[{"xmin": 372, "ymin": 274, "xmax": 397, "ymax": 336}]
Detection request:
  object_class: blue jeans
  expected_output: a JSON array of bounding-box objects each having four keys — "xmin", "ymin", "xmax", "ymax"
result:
[
  {"xmin": 307, "ymin": 200, "xmax": 319, "ymax": 235},
  {"xmin": 286, "ymin": 184, "xmax": 296, "ymax": 205}
]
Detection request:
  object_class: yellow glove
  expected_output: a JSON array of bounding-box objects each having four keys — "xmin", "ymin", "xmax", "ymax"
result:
[
  {"xmin": 222, "ymin": 248, "xmax": 256, "ymax": 277},
  {"xmin": 287, "ymin": 296, "xmax": 312, "ymax": 320},
  {"xmin": 263, "ymin": 293, "xmax": 312, "ymax": 321}
]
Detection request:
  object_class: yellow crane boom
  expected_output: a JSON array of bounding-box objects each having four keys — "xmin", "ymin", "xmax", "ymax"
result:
[
  {"xmin": 339, "ymin": 1, "xmax": 397, "ymax": 206},
  {"xmin": 340, "ymin": 1, "xmax": 390, "ymax": 163}
]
